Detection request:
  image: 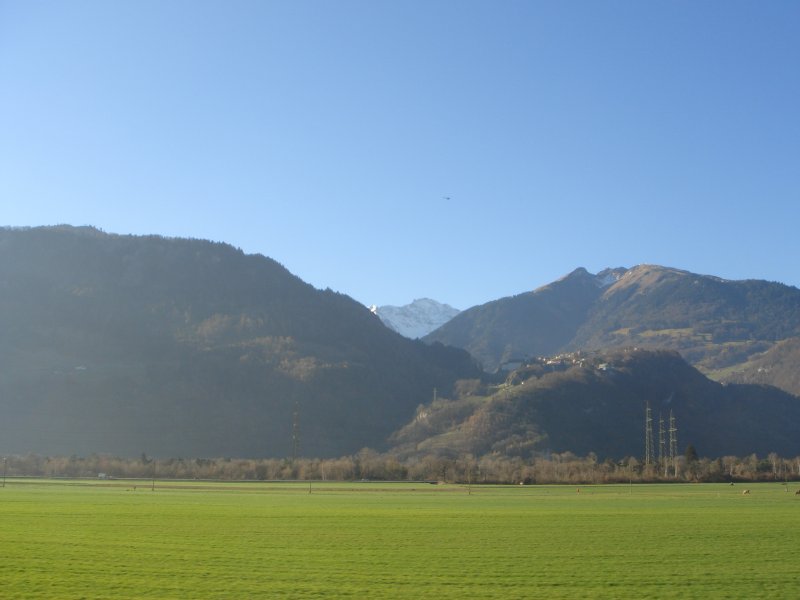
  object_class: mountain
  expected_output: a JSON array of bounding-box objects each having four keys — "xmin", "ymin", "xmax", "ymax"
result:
[
  {"xmin": 715, "ymin": 337, "xmax": 800, "ymax": 397},
  {"xmin": 5, "ymin": 230, "xmax": 797, "ymax": 462},
  {"xmin": 370, "ymin": 298, "xmax": 460, "ymax": 339},
  {"xmin": 424, "ymin": 265, "xmax": 800, "ymax": 377},
  {"xmin": 423, "ymin": 266, "xmax": 624, "ymax": 370},
  {"xmin": 0, "ymin": 226, "xmax": 480, "ymax": 458},
  {"xmin": 389, "ymin": 348, "xmax": 800, "ymax": 460}
]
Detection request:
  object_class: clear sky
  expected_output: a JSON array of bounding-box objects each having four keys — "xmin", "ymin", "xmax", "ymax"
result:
[{"xmin": 1, "ymin": 1, "xmax": 798, "ymax": 309}]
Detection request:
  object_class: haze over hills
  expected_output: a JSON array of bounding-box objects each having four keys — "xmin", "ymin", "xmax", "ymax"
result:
[
  {"xmin": 370, "ymin": 298, "xmax": 460, "ymax": 339},
  {"xmin": 0, "ymin": 226, "xmax": 480, "ymax": 458},
  {"xmin": 2, "ymin": 226, "xmax": 799, "ymax": 461},
  {"xmin": 424, "ymin": 265, "xmax": 800, "ymax": 386}
]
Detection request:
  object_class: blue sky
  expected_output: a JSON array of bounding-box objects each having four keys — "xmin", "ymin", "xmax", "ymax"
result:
[{"xmin": 1, "ymin": 1, "xmax": 798, "ymax": 309}]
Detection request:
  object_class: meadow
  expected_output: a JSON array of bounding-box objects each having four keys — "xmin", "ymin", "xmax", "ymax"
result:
[{"xmin": 1, "ymin": 480, "xmax": 798, "ymax": 598}]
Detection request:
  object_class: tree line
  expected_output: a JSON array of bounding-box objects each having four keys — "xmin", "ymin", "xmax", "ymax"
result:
[{"xmin": 3, "ymin": 449, "xmax": 800, "ymax": 484}]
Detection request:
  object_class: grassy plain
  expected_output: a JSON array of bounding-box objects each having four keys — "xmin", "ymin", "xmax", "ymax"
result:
[{"xmin": 1, "ymin": 480, "xmax": 799, "ymax": 598}]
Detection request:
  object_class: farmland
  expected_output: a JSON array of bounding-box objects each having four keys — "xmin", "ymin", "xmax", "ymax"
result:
[{"xmin": 1, "ymin": 480, "xmax": 798, "ymax": 598}]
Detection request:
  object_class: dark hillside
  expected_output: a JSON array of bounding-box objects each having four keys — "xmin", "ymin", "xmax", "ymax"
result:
[
  {"xmin": 0, "ymin": 226, "xmax": 480, "ymax": 457},
  {"xmin": 390, "ymin": 349, "xmax": 800, "ymax": 460}
]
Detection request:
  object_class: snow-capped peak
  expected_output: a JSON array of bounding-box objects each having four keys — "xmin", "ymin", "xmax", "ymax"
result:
[{"xmin": 371, "ymin": 298, "xmax": 460, "ymax": 339}]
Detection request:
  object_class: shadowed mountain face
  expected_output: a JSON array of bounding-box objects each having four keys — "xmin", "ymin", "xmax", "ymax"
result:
[
  {"xmin": 389, "ymin": 349, "xmax": 800, "ymax": 460},
  {"xmin": 0, "ymin": 226, "xmax": 480, "ymax": 458},
  {"xmin": 424, "ymin": 265, "xmax": 800, "ymax": 379}
]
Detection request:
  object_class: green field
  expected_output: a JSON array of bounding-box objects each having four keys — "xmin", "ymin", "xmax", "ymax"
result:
[{"xmin": 1, "ymin": 480, "xmax": 799, "ymax": 598}]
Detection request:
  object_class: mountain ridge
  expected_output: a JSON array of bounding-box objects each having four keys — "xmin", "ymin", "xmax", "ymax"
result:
[
  {"xmin": 3, "ymin": 226, "xmax": 799, "ymax": 461},
  {"xmin": 424, "ymin": 264, "xmax": 800, "ymax": 381}
]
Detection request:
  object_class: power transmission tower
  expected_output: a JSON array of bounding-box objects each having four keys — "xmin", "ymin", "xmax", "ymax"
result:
[
  {"xmin": 644, "ymin": 402, "xmax": 654, "ymax": 467},
  {"xmin": 658, "ymin": 414, "xmax": 666, "ymax": 477},
  {"xmin": 669, "ymin": 410, "xmax": 678, "ymax": 478}
]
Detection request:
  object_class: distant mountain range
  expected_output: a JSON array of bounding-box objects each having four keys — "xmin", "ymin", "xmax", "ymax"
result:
[
  {"xmin": 370, "ymin": 298, "xmax": 460, "ymax": 339},
  {"xmin": 2, "ymin": 226, "xmax": 799, "ymax": 460},
  {"xmin": 424, "ymin": 265, "xmax": 800, "ymax": 396}
]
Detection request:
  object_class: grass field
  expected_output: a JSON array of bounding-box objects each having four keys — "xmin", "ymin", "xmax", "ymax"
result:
[{"xmin": 1, "ymin": 480, "xmax": 799, "ymax": 598}]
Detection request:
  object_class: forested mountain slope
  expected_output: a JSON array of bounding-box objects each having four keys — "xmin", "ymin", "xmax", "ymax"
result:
[
  {"xmin": 390, "ymin": 349, "xmax": 800, "ymax": 460},
  {"xmin": 0, "ymin": 226, "xmax": 480, "ymax": 458}
]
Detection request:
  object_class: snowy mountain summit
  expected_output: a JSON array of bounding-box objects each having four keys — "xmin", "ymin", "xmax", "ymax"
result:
[{"xmin": 370, "ymin": 298, "xmax": 461, "ymax": 339}]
